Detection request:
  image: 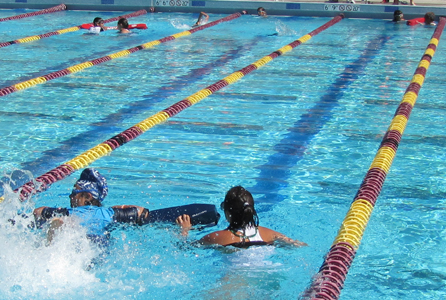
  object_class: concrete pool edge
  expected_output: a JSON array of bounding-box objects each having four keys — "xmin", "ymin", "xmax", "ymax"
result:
[{"xmin": 0, "ymin": 0, "xmax": 445, "ymax": 20}]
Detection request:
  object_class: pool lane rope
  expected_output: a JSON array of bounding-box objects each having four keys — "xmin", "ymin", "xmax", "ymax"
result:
[
  {"xmin": 0, "ymin": 12, "xmax": 244, "ymax": 97},
  {"xmin": 0, "ymin": 4, "xmax": 66, "ymax": 22},
  {"xmin": 301, "ymin": 16, "xmax": 446, "ymax": 300},
  {"xmin": 0, "ymin": 9, "xmax": 147, "ymax": 48},
  {"xmin": 0, "ymin": 14, "xmax": 344, "ymax": 204}
]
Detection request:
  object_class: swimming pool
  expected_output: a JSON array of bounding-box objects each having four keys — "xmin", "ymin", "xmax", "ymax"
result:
[{"xmin": 0, "ymin": 8, "xmax": 445, "ymax": 300}]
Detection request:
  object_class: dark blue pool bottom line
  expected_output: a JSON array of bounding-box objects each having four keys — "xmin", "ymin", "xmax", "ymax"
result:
[
  {"xmin": 6, "ymin": 39, "xmax": 260, "ymax": 193},
  {"xmin": 0, "ymin": 38, "xmax": 155, "ymax": 88},
  {"xmin": 249, "ymin": 34, "xmax": 391, "ymax": 209}
]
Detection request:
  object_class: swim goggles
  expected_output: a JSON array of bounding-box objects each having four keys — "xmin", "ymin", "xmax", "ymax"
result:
[{"xmin": 70, "ymin": 188, "xmax": 97, "ymax": 197}]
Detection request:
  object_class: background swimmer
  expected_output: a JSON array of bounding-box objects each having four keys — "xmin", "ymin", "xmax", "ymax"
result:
[
  {"xmin": 257, "ymin": 7, "xmax": 267, "ymax": 17},
  {"xmin": 117, "ymin": 18, "xmax": 130, "ymax": 33},
  {"xmin": 192, "ymin": 11, "xmax": 209, "ymax": 27},
  {"xmin": 392, "ymin": 10, "xmax": 405, "ymax": 22}
]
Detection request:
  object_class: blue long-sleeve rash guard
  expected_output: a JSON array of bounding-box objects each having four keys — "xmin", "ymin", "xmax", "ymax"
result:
[{"xmin": 36, "ymin": 205, "xmax": 144, "ymax": 242}]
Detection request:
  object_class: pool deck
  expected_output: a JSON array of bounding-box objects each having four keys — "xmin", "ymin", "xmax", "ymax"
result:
[{"xmin": 0, "ymin": 0, "xmax": 445, "ymax": 20}]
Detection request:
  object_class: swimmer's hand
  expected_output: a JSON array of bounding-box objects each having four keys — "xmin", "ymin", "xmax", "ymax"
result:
[
  {"xmin": 47, "ymin": 218, "xmax": 64, "ymax": 245},
  {"xmin": 176, "ymin": 214, "xmax": 192, "ymax": 236}
]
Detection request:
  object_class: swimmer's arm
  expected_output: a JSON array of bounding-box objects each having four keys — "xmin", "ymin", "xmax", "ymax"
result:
[
  {"xmin": 261, "ymin": 227, "xmax": 308, "ymax": 247},
  {"xmin": 200, "ymin": 12, "xmax": 209, "ymax": 23},
  {"xmin": 33, "ymin": 206, "xmax": 48, "ymax": 219},
  {"xmin": 112, "ymin": 205, "xmax": 150, "ymax": 225},
  {"xmin": 193, "ymin": 12, "xmax": 209, "ymax": 27},
  {"xmin": 33, "ymin": 207, "xmax": 69, "ymax": 227},
  {"xmin": 47, "ymin": 218, "xmax": 64, "ymax": 244},
  {"xmin": 275, "ymin": 234, "xmax": 308, "ymax": 247}
]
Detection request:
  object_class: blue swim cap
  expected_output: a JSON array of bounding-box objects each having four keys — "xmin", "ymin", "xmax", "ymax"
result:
[{"xmin": 75, "ymin": 168, "xmax": 108, "ymax": 202}]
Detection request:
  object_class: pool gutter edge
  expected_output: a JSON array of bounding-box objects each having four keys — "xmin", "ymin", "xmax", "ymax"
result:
[{"xmin": 0, "ymin": 0, "xmax": 445, "ymax": 20}]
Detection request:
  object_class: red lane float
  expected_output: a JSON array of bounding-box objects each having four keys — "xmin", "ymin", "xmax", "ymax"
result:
[
  {"xmin": 407, "ymin": 17, "xmax": 425, "ymax": 26},
  {"xmin": 0, "ymin": 9, "xmax": 148, "ymax": 48},
  {"xmin": 129, "ymin": 24, "xmax": 148, "ymax": 29},
  {"xmin": 0, "ymin": 4, "xmax": 66, "ymax": 22},
  {"xmin": 301, "ymin": 16, "xmax": 446, "ymax": 300},
  {"xmin": 0, "ymin": 13, "xmax": 344, "ymax": 203}
]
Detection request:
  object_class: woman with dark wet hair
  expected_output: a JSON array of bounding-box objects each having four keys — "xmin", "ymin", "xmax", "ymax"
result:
[
  {"xmin": 424, "ymin": 12, "xmax": 436, "ymax": 25},
  {"xmin": 117, "ymin": 18, "xmax": 130, "ymax": 33},
  {"xmin": 392, "ymin": 10, "xmax": 405, "ymax": 22},
  {"xmin": 177, "ymin": 186, "xmax": 307, "ymax": 248}
]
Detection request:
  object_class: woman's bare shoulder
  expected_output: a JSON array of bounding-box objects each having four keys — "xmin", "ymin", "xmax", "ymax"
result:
[{"xmin": 200, "ymin": 230, "xmax": 237, "ymax": 246}]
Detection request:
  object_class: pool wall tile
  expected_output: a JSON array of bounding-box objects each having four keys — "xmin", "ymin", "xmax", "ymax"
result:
[{"xmin": 191, "ymin": 1, "xmax": 205, "ymax": 7}]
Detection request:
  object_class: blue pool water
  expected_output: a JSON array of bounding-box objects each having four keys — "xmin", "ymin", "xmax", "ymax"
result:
[{"xmin": 0, "ymin": 8, "xmax": 446, "ymax": 300}]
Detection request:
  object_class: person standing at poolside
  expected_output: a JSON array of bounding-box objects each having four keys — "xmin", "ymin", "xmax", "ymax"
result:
[{"xmin": 176, "ymin": 186, "xmax": 307, "ymax": 248}]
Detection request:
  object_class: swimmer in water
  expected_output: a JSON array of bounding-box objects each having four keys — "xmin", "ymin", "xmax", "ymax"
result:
[
  {"xmin": 192, "ymin": 12, "xmax": 209, "ymax": 27},
  {"xmin": 257, "ymin": 7, "xmax": 267, "ymax": 17},
  {"xmin": 117, "ymin": 18, "xmax": 131, "ymax": 33},
  {"xmin": 33, "ymin": 168, "xmax": 151, "ymax": 245},
  {"xmin": 176, "ymin": 186, "xmax": 308, "ymax": 248}
]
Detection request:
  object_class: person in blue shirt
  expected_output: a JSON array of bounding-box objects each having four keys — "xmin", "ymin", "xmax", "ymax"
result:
[
  {"xmin": 33, "ymin": 168, "xmax": 152, "ymax": 244},
  {"xmin": 33, "ymin": 168, "xmax": 220, "ymax": 246}
]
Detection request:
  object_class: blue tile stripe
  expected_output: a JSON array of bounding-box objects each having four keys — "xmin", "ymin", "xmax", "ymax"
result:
[
  {"xmin": 250, "ymin": 34, "xmax": 390, "ymax": 208},
  {"xmin": 192, "ymin": 1, "xmax": 206, "ymax": 6},
  {"xmin": 286, "ymin": 3, "xmax": 301, "ymax": 10}
]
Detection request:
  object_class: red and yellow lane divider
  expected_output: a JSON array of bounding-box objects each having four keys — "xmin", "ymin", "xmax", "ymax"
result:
[
  {"xmin": 302, "ymin": 17, "xmax": 446, "ymax": 300},
  {"xmin": 0, "ymin": 14, "xmax": 344, "ymax": 204},
  {"xmin": 0, "ymin": 4, "xmax": 66, "ymax": 22},
  {"xmin": 0, "ymin": 12, "xmax": 244, "ymax": 97},
  {"xmin": 0, "ymin": 9, "xmax": 147, "ymax": 48}
]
